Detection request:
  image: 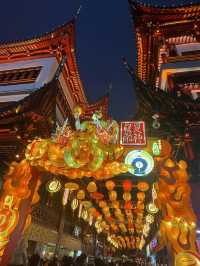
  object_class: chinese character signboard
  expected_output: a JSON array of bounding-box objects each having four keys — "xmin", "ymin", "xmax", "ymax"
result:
[{"xmin": 120, "ymin": 121, "xmax": 146, "ymax": 146}]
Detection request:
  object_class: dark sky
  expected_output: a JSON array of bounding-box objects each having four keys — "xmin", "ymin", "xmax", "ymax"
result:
[{"xmin": 0, "ymin": 0, "xmax": 199, "ymax": 120}]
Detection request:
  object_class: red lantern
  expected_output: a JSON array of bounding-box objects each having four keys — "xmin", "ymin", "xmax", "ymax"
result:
[{"xmin": 123, "ymin": 180, "xmax": 132, "ymax": 192}]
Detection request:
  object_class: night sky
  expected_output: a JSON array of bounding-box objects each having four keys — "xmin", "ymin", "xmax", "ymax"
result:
[{"xmin": 1, "ymin": 0, "xmax": 199, "ymax": 120}]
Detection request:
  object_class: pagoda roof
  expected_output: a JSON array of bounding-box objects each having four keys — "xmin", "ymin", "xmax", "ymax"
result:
[
  {"xmin": 0, "ymin": 19, "xmax": 87, "ymax": 106},
  {"xmin": 129, "ymin": 0, "xmax": 200, "ymax": 24}
]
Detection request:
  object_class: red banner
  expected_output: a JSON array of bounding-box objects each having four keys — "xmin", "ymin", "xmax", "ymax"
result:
[{"xmin": 120, "ymin": 121, "xmax": 146, "ymax": 146}]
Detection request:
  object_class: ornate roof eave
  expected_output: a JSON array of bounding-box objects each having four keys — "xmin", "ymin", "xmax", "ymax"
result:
[
  {"xmin": 129, "ymin": 0, "xmax": 200, "ymax": 24},
  {"xmin": 0, "ymin": 19, "xmax": 87, "ymax": 107}
]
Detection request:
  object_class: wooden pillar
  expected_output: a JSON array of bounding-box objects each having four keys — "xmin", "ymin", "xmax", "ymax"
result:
[{"xmin": 0, "ymin": 168, "xmax": 39, "ymax": 266}]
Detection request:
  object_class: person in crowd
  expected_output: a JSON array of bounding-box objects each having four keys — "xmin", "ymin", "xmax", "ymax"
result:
[
  {"xmin": 61, "ymin": 256, "xmax": 73, "ymax": 266},
  {"xmin": 95, "ymin": 257, "xmax": 105, "ymax": 266},
  {"xmin": 74, "ymin": 253, "xmax": 87, "ymax": 266},
  {"xmin": 48, "ymin": 257, "xmax": 59, "ymax": 266},
  {"xmin": 28, "ymin": 253, "xmax": 41, "ymax": 266},
  {"xmin": 9, "ymin": 239, "xmax": 28, "ymax": 266}
]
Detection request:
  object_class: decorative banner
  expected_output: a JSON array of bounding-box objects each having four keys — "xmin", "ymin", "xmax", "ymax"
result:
[
  {"xmin": 125, "ymin": 150, "xmax": 154, "ymax": 176},
  {"xmin": 120, "ymin": 121, "xmax": 146, "ymax": 146}
]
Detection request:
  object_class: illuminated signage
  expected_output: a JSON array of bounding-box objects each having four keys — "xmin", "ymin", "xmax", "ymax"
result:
[
  {"xmin": 125, "ymin": 150, "xmax": 154, "ymax": 176},
  {"xmin": 120, "ymin": 121, "xmax": 146, "ymax": 146}
]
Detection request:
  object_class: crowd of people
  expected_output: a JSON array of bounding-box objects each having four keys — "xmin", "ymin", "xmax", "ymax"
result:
[{"xmin": 9, "ymin": 252, "xmax": 150, "ymax": 266}]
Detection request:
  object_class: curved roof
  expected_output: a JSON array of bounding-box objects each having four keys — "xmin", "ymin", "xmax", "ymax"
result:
[
  {"xmin": 0, "ymin": 19, "xmax": 87, "ymax": 106},
  {"xmin": 129, "ymin": 0, "xmax": 200, "ymax": 24}
]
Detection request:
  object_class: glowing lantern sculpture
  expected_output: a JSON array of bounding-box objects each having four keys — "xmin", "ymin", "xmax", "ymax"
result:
[{"xmin": 0, "ymin": 110, "xmax": 199, "ymax": 266}]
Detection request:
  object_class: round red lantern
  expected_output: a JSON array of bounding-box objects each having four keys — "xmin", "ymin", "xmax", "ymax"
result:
[{"xmin": 123, "ymin": 180, "xmax": 132, "ymax": 192}]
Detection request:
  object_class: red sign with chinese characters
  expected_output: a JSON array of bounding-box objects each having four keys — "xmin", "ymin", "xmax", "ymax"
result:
[{"xmin": 120, "ymin": 121, "xmax": 146, "ymax": 146}]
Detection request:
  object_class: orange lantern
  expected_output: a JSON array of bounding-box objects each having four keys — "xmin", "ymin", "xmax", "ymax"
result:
[
  {"xmin": 137, "ymin": 182, "xmax": 149, "ymax": 192},
  {"xmin": 123, "ymin": 180, "xmax": 132, "ymax": 191},
  {"xmin": 105, "ymin": 180, "xmax": 115, "ymax": 191},
  {"xmin": 123, "ymin": 192, "xmax": 132, "ymax": 202},
  {"xmin": 87, "ymin": 182, "xmax": 97, "ymax": 193}
]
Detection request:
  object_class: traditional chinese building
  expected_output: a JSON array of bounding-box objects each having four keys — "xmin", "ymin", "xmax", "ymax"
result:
[{"xmin": 129, "ymin": 0, "xmax": 200, "ymax": 99}]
